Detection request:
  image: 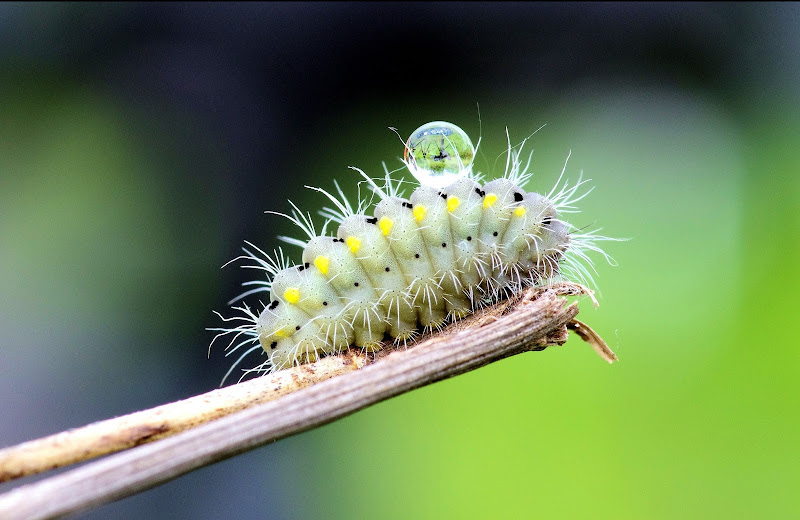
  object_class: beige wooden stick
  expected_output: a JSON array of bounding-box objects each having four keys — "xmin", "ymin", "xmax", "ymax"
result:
[
  {"xmin": 0, "ymin": 351, "xmax": 369, "ymax": 483},
  {"xmin": 0, "ymin": 284, "xmax": 615, "ymax": 520}
]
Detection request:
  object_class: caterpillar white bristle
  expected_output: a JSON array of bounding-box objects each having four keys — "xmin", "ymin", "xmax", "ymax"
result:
[{"xmin": 209, "ymin": 121, "xmax": 618, "ymax": 384}]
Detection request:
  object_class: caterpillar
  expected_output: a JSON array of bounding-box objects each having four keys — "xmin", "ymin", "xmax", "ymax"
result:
[{"xmin": 211, "ymin": 121, "xmax": 615, "ymax": 382}]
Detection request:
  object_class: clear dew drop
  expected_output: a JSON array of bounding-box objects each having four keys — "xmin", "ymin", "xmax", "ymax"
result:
[{"xmin": 404, "ymin": 121, "xmax": 475, "ymax": 189}]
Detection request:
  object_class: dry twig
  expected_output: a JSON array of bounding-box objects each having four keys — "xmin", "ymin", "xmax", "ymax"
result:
[
  {"xmin": 0, "ymin": 352, "xmax": 370, "ymax": 484},
  {"xmin": 0, "ymin": 283, "xmax": 615, "ymax": 520}
]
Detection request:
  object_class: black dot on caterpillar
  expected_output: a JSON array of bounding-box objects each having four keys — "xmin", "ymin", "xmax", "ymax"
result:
[{"xmin": 210, "ymin": 121, "xmax": 618, "ymax": 383}]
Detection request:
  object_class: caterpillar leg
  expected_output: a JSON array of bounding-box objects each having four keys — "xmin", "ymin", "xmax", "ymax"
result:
[
  {"xmin": 410, "ymin": 279, "xmax": 448, "ymax": 329},
  {"xmin": 349, "ymin": 303, "xmax": 387, "ymax": 351},
  {"xmin": 382, "ymin": 290, "xmax": 417, "ymax": 339}
]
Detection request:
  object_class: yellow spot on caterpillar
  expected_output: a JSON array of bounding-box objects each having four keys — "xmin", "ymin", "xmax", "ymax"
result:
[
  {"xmin": 346, "ymin": 236, "xmax": 361, "ymax": 253},
  {"xmin": 413, "ymin": 205, "xmax": 427, "ymax": 222},
  {"xmin": 284, "ymin": 287, "xmax": 300, "ymax": 304},
  {"xmin": 314, "ymin": 255, "xmax": 329, "ymax": 275},
  {"xmin": 514, "ymin": 206, "xmax": 527, "ymax": 217},
  {"xmin": 447, "ymin": 196, "xmax": 460, "ymax": 212},
  {"xmin": 275, "ymin": 328, "xmax": 290, "ymax": 339},
  {"xmin": 483, "ymin": 193, "xmax": 498, "ymax": 209},
  {"xmin": 379, "ymin": 216, "xmax": 394, "ymax": 236}
]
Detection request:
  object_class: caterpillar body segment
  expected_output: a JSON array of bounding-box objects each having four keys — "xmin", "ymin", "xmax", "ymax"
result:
[
  {"xmin": 409, "ymin": 186, "xmax": 472, "ymax": 318},
  {"xmin": 374, "ymin": 196, "xmax": 448, "ymax": 329},
  {"xmin": 476, "ymin": 178, "xmax": 528, "ymax": 298},
  {"xmin": 439, "ymin": 177, "xmax": 485, "ymax": 291},
  {"xmin": 493, "ymin": 191, "xmax": 557, "ymax": 290},
  {"xmin": 335, "ymin": 214, "xmax": 418, "ymax": 339},
  {"xmin": 301, "ymin": 236, "xmax": 388, "ymax": 350}
]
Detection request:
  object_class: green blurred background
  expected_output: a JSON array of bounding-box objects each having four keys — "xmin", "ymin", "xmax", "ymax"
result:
[{"xmin": 1, "ymin": 3, "xmax": 798, "ymax": 519}]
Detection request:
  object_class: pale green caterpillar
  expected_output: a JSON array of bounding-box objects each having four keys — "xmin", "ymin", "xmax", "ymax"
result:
[{"xmin": 211, "ymin": 122, "xmax": 615, "ymax": 382}]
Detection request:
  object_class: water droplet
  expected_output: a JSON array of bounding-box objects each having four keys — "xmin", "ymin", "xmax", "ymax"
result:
[{"xmin": 405, "ymin": 121, "xmax": 475, "ymax": 188}]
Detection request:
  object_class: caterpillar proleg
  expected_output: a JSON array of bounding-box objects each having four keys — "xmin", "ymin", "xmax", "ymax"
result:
[{"xmin": 211, "ymin": 122, "xmax": 617, "ymax": 382}]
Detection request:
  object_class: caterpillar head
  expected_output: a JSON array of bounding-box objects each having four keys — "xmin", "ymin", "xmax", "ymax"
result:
[
  {"xmin": 256, "ymin": 300, "xmax": 311, "ymax": 368},
  {"xmin": 270, "ymin": 263, "xmax": 339, "ymax": 316}
]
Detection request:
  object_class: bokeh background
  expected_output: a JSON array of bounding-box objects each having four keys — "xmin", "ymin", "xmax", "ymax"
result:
[{"xmin": 1, "ymin": 3, "xmax": 798, "ymax": 519}]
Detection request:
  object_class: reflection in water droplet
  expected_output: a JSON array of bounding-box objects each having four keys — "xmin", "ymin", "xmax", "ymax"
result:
[{"xmin": 405, "ymin": 121, "xmax": 474, "ymax": 188}]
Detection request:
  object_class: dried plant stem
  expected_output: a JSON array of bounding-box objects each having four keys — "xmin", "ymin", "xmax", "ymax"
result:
[
  {"xmin": 0, "ymin": 351, "xmax": 370, "ymax": 484},
  {"xmin": 0, "ymin": 284, "xmax": 615, "ymax": 520}
]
